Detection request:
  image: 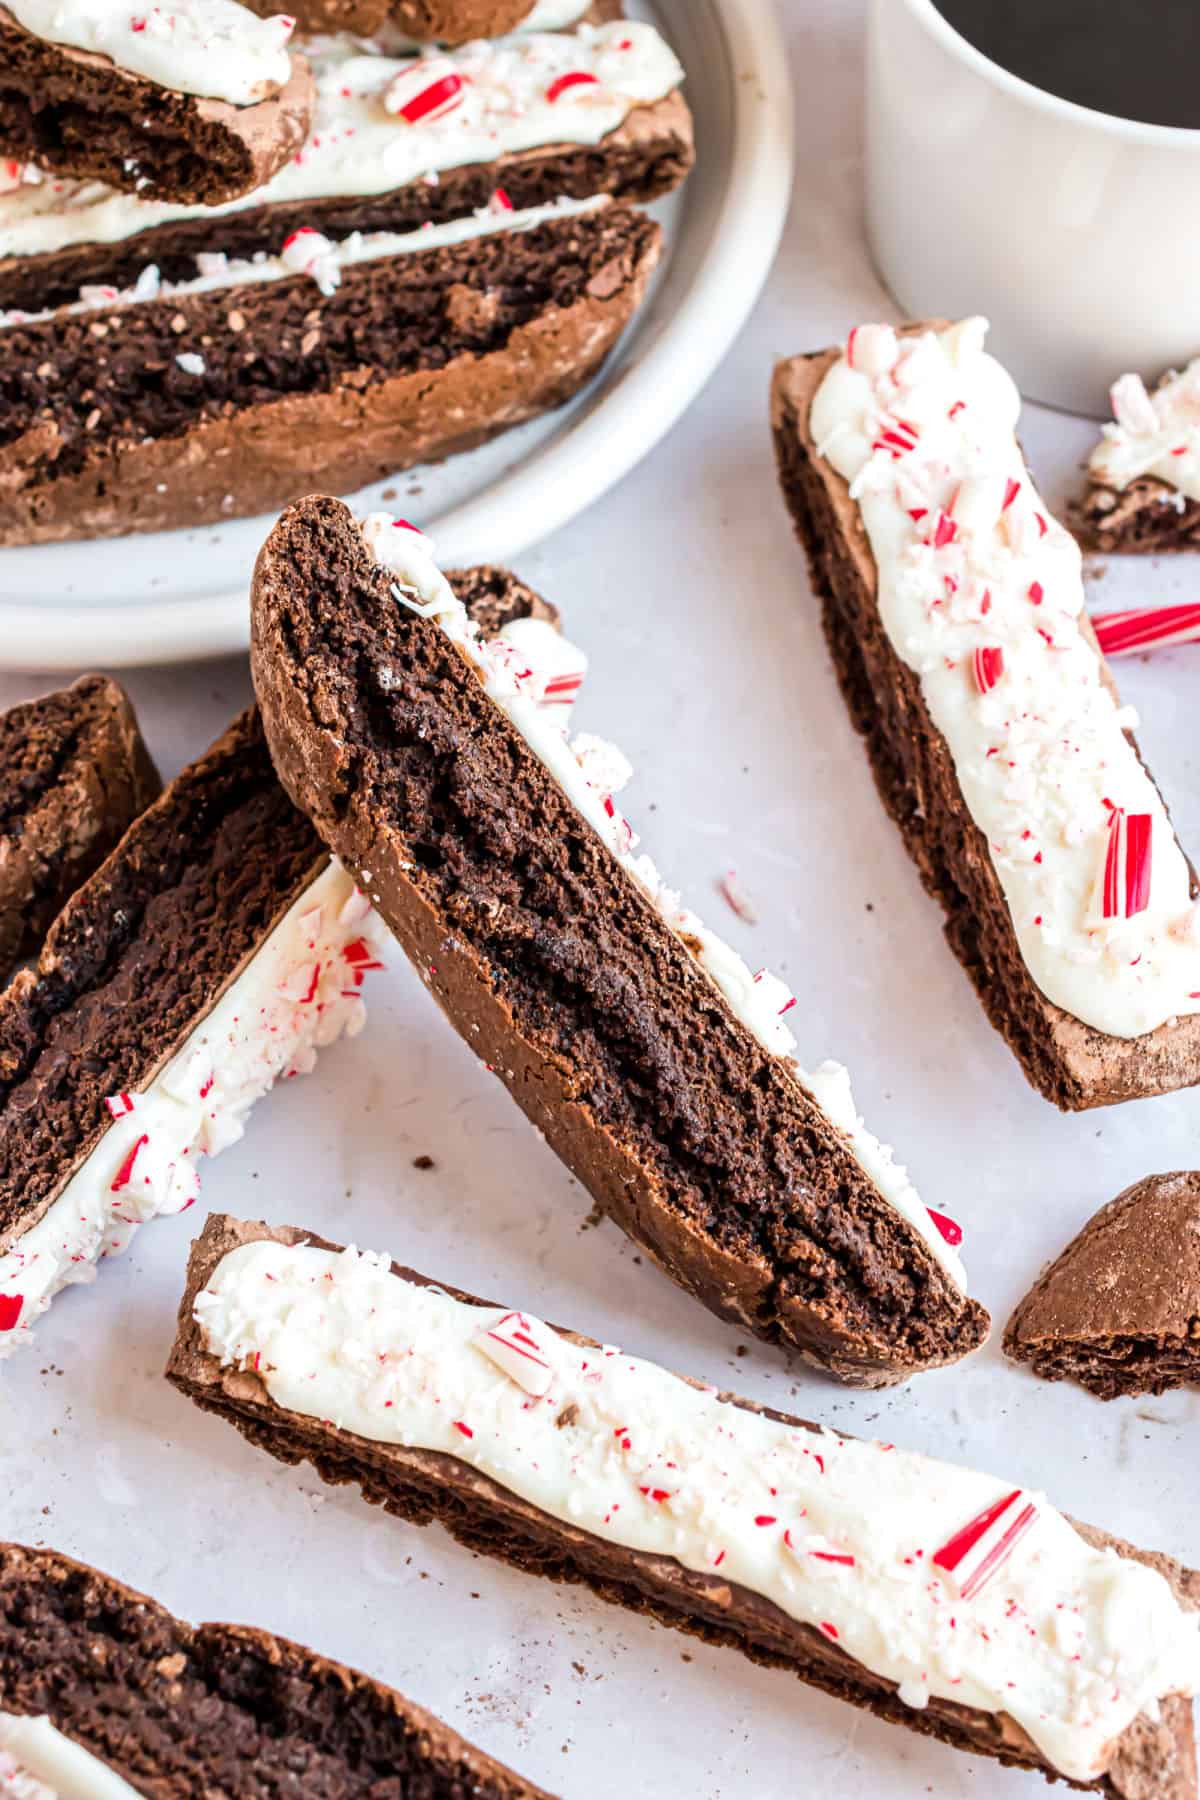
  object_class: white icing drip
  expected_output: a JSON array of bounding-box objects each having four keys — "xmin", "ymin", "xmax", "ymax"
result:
[
  {"xmin": 194, "ymin": 1239, "xmax": 1200, "ymax": 1785},
  {"xmin": 0, "ymin": 859, "xmax": 386, "ymax": 1354},
  {"xmin": 0, "ymin": 23, "xmax": 682, "ymax": 260},
  {"xmin": 0, "ymin": 1717, "xmax": 141, "ymax": 1799},
  {"xmin": 6, "ymin": 0, "xmax": 293, "ymax": 106},
  {"xmin": 0, "ymin": 194, "xmax": 607, "ymax": 327},
  {"xmin": 1090, "ymin": 361, "xmax": 1200, "ymax": 506},
  {"xmin": 360, "ymin": 514, "xmax": 968, "ymax": 1289},
  {"xmin": 810, "ymin": 319, "xmax": 1200, "ymax": 1041}
]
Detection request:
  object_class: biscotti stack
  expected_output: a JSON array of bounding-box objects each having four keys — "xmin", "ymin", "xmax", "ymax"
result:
[{"xmin": 0, "ymin": 0, "xmax": 692, "ymax": 541}]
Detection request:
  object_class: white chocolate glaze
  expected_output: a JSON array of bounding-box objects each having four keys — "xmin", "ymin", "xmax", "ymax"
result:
[
  {"xmin": 5, "ymin": 0, "xmax": 293, "ymax": 106},
  {"xmin": 1090, "ymin": 362, "xmax": 1200, "ymax": 507},
  {"xmin": 0, "ymin": 1716, "xmax": 141, "ymax": 1799},
  {"xmin": 0, "ymin": 860, "xmax": 387, "ymax": 1355},
  {"xmin": 195, "ymin": 1238, "xmax": 1200, "ymax": 1784},
  {"xmin": 0, "ymin": 23, "xmax": 682, "ymax": 259},
  {"xmin": 811, "ymin": 319, "xmax": 1200, "ymax": 1040},
  {"xmin": 359, "ymin": 514, "xmax": 969, "ymax": 1288},
  {"xmin": 0, "ymin": 193, "xmax": 608, "ymax": 325}
]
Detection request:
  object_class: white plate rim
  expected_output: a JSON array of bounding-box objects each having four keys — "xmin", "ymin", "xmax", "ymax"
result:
[{"xmin": 0, "ymin": 0, "xmax": 794, "ymax": 670}]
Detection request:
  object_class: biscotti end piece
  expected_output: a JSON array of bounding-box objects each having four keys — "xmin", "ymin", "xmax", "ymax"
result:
[
  {"xmin": 1080, "ymin": 360, "xmax": 1200, "ymax": 552},
  {"xmin": 0, "ymin": 1541, "xmax": 555, "ymax": 1798},
  {"xmin": 0, "ymin": 8, "xmax": 313, "ymax": 204},
  {"xmin": 169, "ymin": 1213, "xmax": 1200, "ymax": 1799},
  {"xmin": 1080, "ymin": 478, "xmax": 1200, "ymax": 554},
  {"xmin": 0, "ymin": 204, "xmax": 661, "ymax": 546},
  {"xmin": 1004, "ymin": 1173, "xmax": 1200, "ymax": 1400},
  {"xmin": 0, "ymin": 674, "xmax": 159, "ymax": 985},
  {"xmin": 771, "ymin": 337, "xmax": 1200, "ymax": 1113}
]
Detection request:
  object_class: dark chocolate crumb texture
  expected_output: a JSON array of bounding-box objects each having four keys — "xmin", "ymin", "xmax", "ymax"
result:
[
  {"xmin": 0, "ymin": 19, "xmax": 692, "ymax": 313},
  {"xmin": 168, "ymin": 1213, "xmax": 1200, "ymax": 1799},
  {"xmin": 0, "ymin": 570, "xmax": 548, "ymax": 1353},
  {"xmin": 1005, "ymin": 1172, "xmax": 1200, "ymax": 1400},
  {"xmin": 0, "ymin": 201, "xmax": 661, "ymax": 545},
  {"xmin": 771, "ymin": 320, "xmax": 1200, "ymax": 1111},
  {"xmin": 1081, "ymin": 361, "xmax": 1200, "ymax": 552},
  {"xmin": 0, "ymin": 5, "xmax": 314, "ymax": 205},
  {"xmin": 250, "ymin": 495, "xmax": 988, "ymax": 1387},
  {"xmin": 0, "ymin": 674, "xmax": 159, "ymax": 987},
  {"xmin": 0, "ymin": 1540, "xmax": 553, "ymax": 1798}
]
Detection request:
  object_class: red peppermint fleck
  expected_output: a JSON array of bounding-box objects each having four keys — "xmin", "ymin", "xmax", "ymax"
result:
[
  {"xmin": 972, "ymin": 647, "xmax": 1005, "ymax": 695},
  {"xmin": 453, "ymin": 1420, "xmax": 474, "ymax": 1439},
  {"xmin": 754, "ymin": 1515, "xmax": 777, "ymax": 1527},
  {"xmin": 927, "ymin": 1207, "xmax": 963, "ymax": 1247},
  {"xmin": 818, "ymin": 1621, "xmax": 839, "ymax": 1641},
  {"xmin": 811, "ymin": 1550, "xmax": 856, "ymax": 1566},
  {"xmin": 1001, "ymin": 478, "xmax": 1021, "ymax": 510},
  {"xmin": 490, "ymin": 186, "xmax": 514, "ymax": 212},
  {"xmin": 947, "ymin": 400, "xmax": 965, "ymax": 419},
  {"xmin": 111, "ymin": 1135, "xmax": 149, "ymax": 1193},
  {"xmin": 932, "ymin": 512, "xmax": 957, "ymax": 549},
  {"xmin": 639, "ymin": 1487, "xmax": 672, "ymax": 1505},
  {"xmin": 1100, "ymin": 809, "xmax": 1153, "ymax": 920},
  {"xmin": 0, "ymin": 1294, "xmax": 23, "ymax": 1331},
  {"xmin": 1028, "ymin": 581, "xmax": 1044, "ymax": 605},
  {"xmin": 546, "ymin": 71, "xmax": 600, "ymax": 102}
]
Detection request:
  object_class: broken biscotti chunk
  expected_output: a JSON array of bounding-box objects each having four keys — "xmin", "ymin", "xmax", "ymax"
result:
[
  {"xmin": 0, "ymin": 1540, "xmax": 553, "ymax": 1798},
  {"xmin": 0, "ymin": 674, "xmax": 159, "ymax": 986},
  {"xmin": 1082, "ymin": 360, "xmax": 1200, "ymax": 551},
  {"xmin": 0, "ymin": 1, "xmax": 313, "ymax": 204},
  {"xmin": 169, "ymin": 1213, "xmax": 1200, "ymax": 1798},
  {"xmin": 0, "ymin": 22, "xmax": 693, "ymax": 312},
  {"xmin": 772, "ymin": 319, "xmax": 1200, "ymax": 1111},
  {"xmin": 1005, "ymin": 1172, "xmax": 1200, "ymax": 1400},
  {"xmin": 250, "ymin": 495, "xmax": 989, "ymax": 1386},
  {"xmin": 0, "ymin": 199, "xmax": 660, "ymax": 544}
]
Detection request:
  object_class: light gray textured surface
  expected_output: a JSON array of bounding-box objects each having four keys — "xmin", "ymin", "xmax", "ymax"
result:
[{"xmin": 1, "ymin": 2, "xmax": 1197, "ymax": 1796}]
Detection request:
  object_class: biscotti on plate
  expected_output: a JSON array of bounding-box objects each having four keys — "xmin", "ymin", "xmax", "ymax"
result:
[
  {"xmin": 772, "ymin": 318, "xmax": 1200, "ymax": 1111},
  {"xmin": 248, "ymin": 494, "xmax": 988, "ymax": 1386},
  {"xmin": 0, "ymin": 1539, "xmax": 553, "ymax": 1798},
  {"xmin": 169, "ymin": 1212, "xmax": 1200, "ymax": 1798},
  {"xmin": 1005, "ymin": 1171, "xmax": 1200, "ymax": 1400},
  {"xmin": 0, "ymin": 20, "xmax": 693, "ymax": 312},
  {"xmin": 1082, "ymin": 360, "xmax": 1200, "ymax": 551},
  {"xmin": 0, "ymin": 198, "xmax": 660, "ymax": 544},
  {"xmin": 0, "ymin": 674, "xmax": 159, "ymax": 986},
  {"xmin": 0, "ymin": 2, "xmax": 314, "ymax": 204}
]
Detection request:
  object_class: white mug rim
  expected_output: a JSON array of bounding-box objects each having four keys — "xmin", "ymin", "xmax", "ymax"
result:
[{"xmin": 899, "ymin": 0, "xmax": 1200, "ymax": 149}]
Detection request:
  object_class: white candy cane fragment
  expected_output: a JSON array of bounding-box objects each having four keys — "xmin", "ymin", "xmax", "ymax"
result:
[
  {"xmin": 385, "ymin": 59, "xmax": 467, "ymax": 124},
  {"xmin": 846, "ymin": 323, "xmax": 898, "ymax": 377},
  {"xmin": 280, "ymin": 227, "xmax": 340, "ymax": 297},
  {"xmin": 933, "ymin": 1489, "xmax": 1039, "ymax": 1600},
  {"xmin": 105, "ymin": 1092, "xmax": 136, "ymax": 1119},
  {"xmin": 1110, "ymin": 371, "xmax": 1160, "ymax": 437},
  {"xmin": 1098, "ymin": 807, "xmax": 1153, "ymax": 920},
  {"xmin": 950, "ymin": 474, "xmax": 1008, "ymax": 537},
  {"xmin": 474, "ymin": 1310, "xmax": 554, "ymax": 1398},
  {"xmin": 1093, "ymin": 604, "xmax": 1200, "ymax": 657}
]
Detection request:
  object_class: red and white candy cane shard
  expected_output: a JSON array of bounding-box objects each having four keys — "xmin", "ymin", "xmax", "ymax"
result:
[
  {"xmin": 846, "ymin": 323, "xmax": 898, "ymax": 377},
  {"xmin": 110, "ymin": 1134, "xmax": 149, "ymax": 1194},
  {"xmin": 926, "ymin": 1207, "xmax": 963, "ymax": 1247},
  {"xmin": 474, "ymin": 1310, "xmax": 554, "ymax": 1398},
  {"xmin": 105, "ymin": 1092, "xmax": 136, "ymax": 1119},
  {"xmin": 0, "ymin": 1294, "xmax": 22, "ymax": 1332},
  {"xmin": 1100, "ymin": 808, "xmax": 1153, "ymax": 920},
  {"xmin": 719, "ymin": 869, "xmax": 758, "ymax": 924},
  {"xmin": 541, "ymin": 672, "xmax": 585, "ymax": 705},
  {"xmin": 1109, "ymin": 371, "xmax": 1160, "ymax": 437},
  {"xmin": 1092, "ymin": 604, "xmax": 1200, "ymax": 658},
  {"xmin": 546, "ymin": 70, "xmax": 601, "ymax": 103},
  {"xmin": 385, "ymin": 60, "xmax": 466, "ymax": 124},
  {"xmin": 972, "ymin": 647, "xmax": 1005, "ymax": 695},
  {"xmin": 933, "ymin": 1489, "xmax": 1039, "ymax": 1601}
]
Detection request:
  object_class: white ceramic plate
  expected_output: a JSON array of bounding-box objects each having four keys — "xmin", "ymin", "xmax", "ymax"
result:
[{"xmin": 0, "ymin": 0, "xmax": 794, "ymax": 669}]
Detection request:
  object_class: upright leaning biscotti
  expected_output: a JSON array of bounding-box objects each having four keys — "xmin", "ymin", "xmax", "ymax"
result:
[
  {"xmin": 0, "ymin": 567, "xmax": 554, "ymax": 1351},
  {"xmin": 169, "ymin": 1213, "xmax": 1200, "ymax": 1799},
  {"xmin": 1005, "ymin": 1172, "xmax": 1200, "ymax": 1399},
  {"xmin": 772, "ymin": 318, "xmax": 1200, "ymax": 1110},
  {"xmin": 0, "ymin": 1, "xmax": 314, "ymax": 204},
  {"xmin": 0, "ymin": 674, "xmax": 159, "ymax": 984},
  {"xmin": 1081, "ymin": 357, "xmax": 1200, "ymax": 551},
  {"xmin": 250, "ymin": 495, "xmax": 988, "ymax": 1385},
  {"xmin": 0, "ymin": 199, "xmax": 659, "ymax": 544},
  {"xmin": 0, "ymin": 20, "xmax": 692, "ymax": 312},
  {"xmin": 0, "ymin": 1541, "xmax": 553, "ymax": 1798}
]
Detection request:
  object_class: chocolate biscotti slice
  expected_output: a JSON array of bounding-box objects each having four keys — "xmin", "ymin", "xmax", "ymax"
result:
[
  {"xmin": 0, "ymin": 571, "xmax": 556, "ymax": 1353},
  {"xmin": 391, "ymin": 1, "xmax": 600, "ymax": 44},
  {"xmin": 0, "ymin": 1541, "xmax": 553, "ymax": 1798},
  {"xmin": 772, "ymin": 319, "xmax": 1200, "ymax": 1111},
  {"xmin": 0, "ymin": 3, "xmax": 313, "ymax": 205},
  {"xmin": 250, "ymin": 496, "xmax": 988, "ymax": 1385},
  {"xmin": 0, "ymin": 20, "xmax": 691, "ymax": 313},
  {"xmin": 1005, "ymin": 1172, "xmax": 1200, "ymax": 1400},
  {"xmin": 0, "ymin": 674, "xmax": 159, "ymax": 986},
  {"xmin": 1082, "ymin": 362, "xmax": 1200, "ymax": 551},
  {"xmin": 0, "ymin": 199, "xmax": 660, "ymax": 545},
  {"xmin": 170, "ymin": 1213, "xmax": 1200, "ymax": 1798}
]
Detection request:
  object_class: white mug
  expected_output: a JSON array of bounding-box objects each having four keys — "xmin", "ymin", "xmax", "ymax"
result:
[{"xmin": 864, "ymin": 0, "xmax": 1200, "ymax": 416}]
